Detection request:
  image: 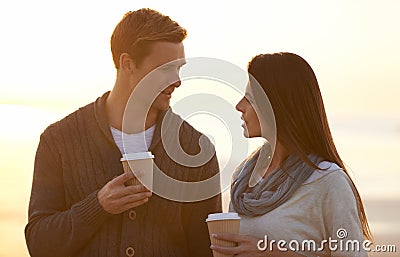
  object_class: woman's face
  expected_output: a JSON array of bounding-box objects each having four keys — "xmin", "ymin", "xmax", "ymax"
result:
[{"xmin": 236, "ymin": 97, "xmax": 261, "ymax": 138}]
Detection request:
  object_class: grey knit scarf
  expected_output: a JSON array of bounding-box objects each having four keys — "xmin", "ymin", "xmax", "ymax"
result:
[{"xmin": 231, "ymin": 143, "xmax": 322, "ymax": 216}]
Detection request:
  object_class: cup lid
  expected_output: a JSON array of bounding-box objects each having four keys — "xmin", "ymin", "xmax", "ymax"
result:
[
  {"xmin": 120, "ymin": 152, "xmax": 155, "ymax": 161},
  {"xmin": 206, "ymin": 212, "xmax": 240, "ymax": 222}
]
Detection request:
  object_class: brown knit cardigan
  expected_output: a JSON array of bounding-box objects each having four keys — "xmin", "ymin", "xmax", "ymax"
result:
[{"xmin": 25, "ymin": 92, "xmax": 222, "ymax": 257}]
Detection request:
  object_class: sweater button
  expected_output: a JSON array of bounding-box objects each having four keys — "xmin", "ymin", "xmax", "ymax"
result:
[
  {"xmin": 126, "ymin": 246, "xmax": 135, "ymax": 256},
  {"xmin": 128, "ymin": 210, "xmax": 137, "ymax": 221}
]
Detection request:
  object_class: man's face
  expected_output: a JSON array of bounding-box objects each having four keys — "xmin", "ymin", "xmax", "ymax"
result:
[{"xmin": 132, "ymin": 41, "xmax": 186, "ymax": 113}]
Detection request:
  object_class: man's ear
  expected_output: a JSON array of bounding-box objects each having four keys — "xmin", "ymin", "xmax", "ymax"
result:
[{"xmin": 119, "ymin": 53, "xmax": 135, "ymax": 72}]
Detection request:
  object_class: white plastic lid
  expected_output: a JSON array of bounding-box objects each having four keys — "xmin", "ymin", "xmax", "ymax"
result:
[
  {"xmin": 120, "ymin": 152, "xmax": 155, "ymax": 161},
  {"xmin": 206, "ymin": 212, "xmax": 240, "ymax": 222}
]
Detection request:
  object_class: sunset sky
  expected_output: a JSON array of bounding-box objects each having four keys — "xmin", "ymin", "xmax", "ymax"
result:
[
  {"xmin": 0, "ymin": 1, "xmax": 399, "ymax": 256},
  {"xmin": 1, "ymin": 0, "xmax": 399, "ymax": 117}
]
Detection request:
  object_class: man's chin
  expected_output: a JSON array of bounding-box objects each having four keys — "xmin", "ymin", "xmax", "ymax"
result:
[
  {"xmin": 161, "ymin": 105, "xmax": 170, "ymax": 111},
  {"xmin": 149, "ymin": 100, "xmax": 170, "ymax": 112},
  {"xmin": 156, "ymin": 103, "xmax": 170, "ymax": 112}
]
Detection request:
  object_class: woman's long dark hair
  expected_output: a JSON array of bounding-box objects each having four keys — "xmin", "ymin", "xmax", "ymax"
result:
[{"xmin": 248, "ymin": 52, "xmax": 372, "ymax": 241}]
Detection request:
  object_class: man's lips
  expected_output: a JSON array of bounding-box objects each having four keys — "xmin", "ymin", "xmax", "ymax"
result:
[{"xmin": 162, "ymin": 89, "xmax": 174, "ymax": 95}]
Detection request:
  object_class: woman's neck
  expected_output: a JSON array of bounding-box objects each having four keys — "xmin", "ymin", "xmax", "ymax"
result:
[{"xmin": 263, "ymin": 141, "xmax": 290, "ymax": 178}]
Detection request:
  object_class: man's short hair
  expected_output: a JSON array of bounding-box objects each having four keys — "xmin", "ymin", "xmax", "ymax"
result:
[{"xmin": 111, "ymin": 8, "xmax": 187, "ymax": 69}]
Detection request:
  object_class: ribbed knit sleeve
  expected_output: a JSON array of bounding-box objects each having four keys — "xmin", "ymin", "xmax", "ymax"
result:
[
  {"xmin": 25, "ymin": 97, "xmax": 224, "ymax": 257},
  {"xmin": 25, "ymin": 131, "xmax": 112, "ymax": 257},
  {"xmin": 322, "ymin": 171, "xmax": 368, "ymax": 257},
  {"xmin": 181, "ymin": 143, "xmax": 222, "ymax": 257}
]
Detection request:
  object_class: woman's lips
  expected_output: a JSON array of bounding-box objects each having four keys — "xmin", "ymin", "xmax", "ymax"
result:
[{"xmin": 241, "ymin": 117, "xmax": 247, "ymax": 128}]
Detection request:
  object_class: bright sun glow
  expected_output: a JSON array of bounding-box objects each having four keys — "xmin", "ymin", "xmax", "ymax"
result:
[
  {"xmin": 1, "ymin": 0, "xmax": 399, "ymax": 117},
  {"xmin": 0, "ymin": 1, "xmax": 400, "ymax": 256}
]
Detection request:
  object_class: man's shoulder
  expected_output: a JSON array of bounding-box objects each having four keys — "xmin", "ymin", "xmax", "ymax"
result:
[
  {"xmin": 162, "ymin": 110, "xmax": 218, "ymax": 172},
  {"xmin": 168, "ymin": 110, "xmax": 209, "ymax": 140},
  {"xmin": 41, "ymin": 100, "xmax": 96, "ymax": 139},
  {"xmin": 163, "ymin": 109, "xmax": 214, "ymax": 152},
  {"xmin": 180, "ymin": 118, "xmax": 203, "ymax": 138}
]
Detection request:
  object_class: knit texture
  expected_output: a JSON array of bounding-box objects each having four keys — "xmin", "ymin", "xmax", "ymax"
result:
[{"xmin": 25, "ymin": 92, "xmax": 222, "ymax": 257}]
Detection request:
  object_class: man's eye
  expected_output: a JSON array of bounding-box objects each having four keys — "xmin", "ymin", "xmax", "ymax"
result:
[{"xmin": 159, "ymin": 66, "xmax": 172, "ymax": 71}]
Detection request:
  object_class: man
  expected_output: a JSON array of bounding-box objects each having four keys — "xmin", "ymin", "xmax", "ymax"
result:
[{"xmin": 25, "ymin": 8, "xmax": 221, "ymax": 257}]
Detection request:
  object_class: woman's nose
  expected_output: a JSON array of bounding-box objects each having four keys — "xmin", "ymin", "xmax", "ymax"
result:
[
  {"xmin": 236, "ymin": 98, "xmax": 245, "ymax": 112},
  {"xmin": 235, "ymin": 103, "xmax": 240, "ymax": 112}
]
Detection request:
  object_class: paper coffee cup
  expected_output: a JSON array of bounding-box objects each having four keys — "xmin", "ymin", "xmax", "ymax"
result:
[
  {"xmin": 206, "ymin": 212, "xmax": 241, "ymax": 257},
  {"xmin": 121, "ymin": 152, "xmax": 154, "ymax": 190}
]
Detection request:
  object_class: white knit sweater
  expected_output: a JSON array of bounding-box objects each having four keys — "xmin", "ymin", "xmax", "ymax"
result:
[{"xmin": 230, "ymin": 162, "xmax": 368, "ymax": 257}]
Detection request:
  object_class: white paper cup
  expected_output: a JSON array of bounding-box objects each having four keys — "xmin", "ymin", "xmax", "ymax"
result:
[
  {"xmin": 121, "ymin": 152, "xmax": 154, "ymax": 190},
  {"xmin": 206, "ymin": 213, "xmax": 241, "ymax": 257}
]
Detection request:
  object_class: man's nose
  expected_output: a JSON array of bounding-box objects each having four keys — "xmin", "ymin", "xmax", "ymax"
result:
[
  {"xmin": 170, "ymin": 79, "xmax": 181, "ymax": 88},
  {"xmin": 166, "ymin": 70, "xmax": 181, "ymax": 88}
]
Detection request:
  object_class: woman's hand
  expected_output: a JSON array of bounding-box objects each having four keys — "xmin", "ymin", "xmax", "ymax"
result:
[
  {"xmin": 210, "ymin": 233, "xmax": 267, "ymax": 257},
  {"xmin": 210, "ymin": 233, "xmax": 306, "ymax": 257}
]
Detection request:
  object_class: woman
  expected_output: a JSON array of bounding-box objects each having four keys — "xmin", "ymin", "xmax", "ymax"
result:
[{"xmin": 210, "ymin": 53, "xmax": 372, "ymax": 256}]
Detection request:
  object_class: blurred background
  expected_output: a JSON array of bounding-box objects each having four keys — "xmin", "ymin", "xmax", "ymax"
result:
[{"xmin": 0, "ymin": 0, "xmax": 399, "ymax": 256}]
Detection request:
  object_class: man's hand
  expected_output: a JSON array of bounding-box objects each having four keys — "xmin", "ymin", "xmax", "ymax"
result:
[{"xmin": 97, "ymin": 172, "xmax": 152, "ymax": 214}]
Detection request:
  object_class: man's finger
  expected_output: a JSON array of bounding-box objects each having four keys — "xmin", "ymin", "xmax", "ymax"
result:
[
  {"xmin": 112, "ymin": 172, "xmax": 134, "ymax": 185},
  {"xmin": 110, "ymin": 184, "xmax": 149, "ymax": 198},
  {"xmin": 124, "ymin": 197, "xmax": 149, "ymax": 209},
  {"xmin": 120, "ymin": 192, "xmax": 152, "ymax": 205},
  {"xmin": 123, "ymin": 185, "xmax": 151, "ymax": 195}
]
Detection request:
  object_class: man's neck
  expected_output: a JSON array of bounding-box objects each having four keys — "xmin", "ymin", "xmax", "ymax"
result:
[{"xmin": 105, "ymin": 80, "xmax": 158, "ymax": 133}]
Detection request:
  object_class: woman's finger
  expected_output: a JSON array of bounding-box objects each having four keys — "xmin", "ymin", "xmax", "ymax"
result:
[
  {"xmin": 212, "ymin": 232, "xmax": 244, "ymax": 243},
  {"xmin": 210, "ymin": 244, "xmax": 240, "ymax": 255}
]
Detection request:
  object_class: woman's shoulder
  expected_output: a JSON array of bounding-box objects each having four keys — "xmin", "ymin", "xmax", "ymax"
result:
[
  {"xmin": 301, "ymin": 162, "xmax": 359, "ymax": 211},
  {"xmin": 303, "ymin": 161, "xmax": 350, "ymax": 186}
]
